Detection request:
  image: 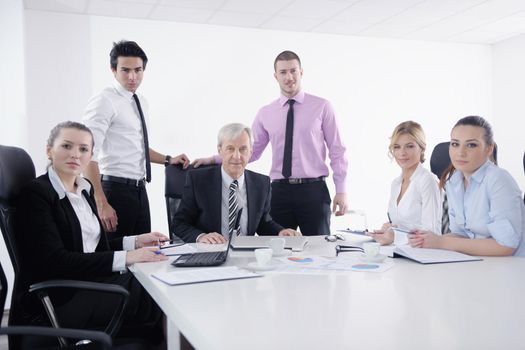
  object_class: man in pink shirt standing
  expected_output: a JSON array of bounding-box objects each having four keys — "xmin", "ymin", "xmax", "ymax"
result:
[{"xmin": 194, "ymin": 50, "xmax": 348, "ymax": 235}]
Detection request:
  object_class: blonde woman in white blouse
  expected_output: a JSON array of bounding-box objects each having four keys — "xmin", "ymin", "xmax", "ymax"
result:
[{"xmin": 370, "ymin": 121, "xmax": 442, "ymax": 245}]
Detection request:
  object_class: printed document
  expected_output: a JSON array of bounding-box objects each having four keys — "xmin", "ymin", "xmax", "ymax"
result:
[{"xmin": 152, "ymin": 266, "xmax": 262, "ymax": 286}]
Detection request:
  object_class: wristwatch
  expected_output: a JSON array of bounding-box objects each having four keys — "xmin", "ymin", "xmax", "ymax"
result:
[{"xmin": 164, "ymin": 155, "xmax": 172, "ymax": 166}]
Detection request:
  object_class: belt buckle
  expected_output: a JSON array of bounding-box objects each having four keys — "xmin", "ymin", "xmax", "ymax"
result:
[{"xmin": 288, "ymin": 178, "xmax": 301, "ymax": 185}]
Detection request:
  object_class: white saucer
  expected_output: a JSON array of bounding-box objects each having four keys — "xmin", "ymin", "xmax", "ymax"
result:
[
  {"xmin": 246, "ymin": 261, "xmax": 278, "ymax": 271},
  {"xmin": 359, "ymin": 253, "xmax": 387, "ymax": 263},
  {"xmin": 272, "ymin": 249, "xmax": 292, "ymax": 257}
]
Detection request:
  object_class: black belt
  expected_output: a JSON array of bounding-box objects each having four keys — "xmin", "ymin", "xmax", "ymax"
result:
[
  {"xmin": 272, "ymin": 176, "xmax": 325, "ymax": 185},
  {"xmin": 101, "ymin": 175, "xmax": 146, "ymax": 187}
]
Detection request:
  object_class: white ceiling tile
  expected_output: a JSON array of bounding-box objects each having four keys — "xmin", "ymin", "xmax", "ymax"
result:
[
  {"xmin": 412, "ymin": 0, "xmax": 487, "ymax": 12},
  {"xmin": 87, "ymin": 0, "xmax": 154, "ymax": 18},
  {"xmin": 25, "ymin": 0, "xmax": 87, "ymax": 13},
  {"xmin": 118, "ymin": 0, "xmax": 158, "ymax": 4},
  {"xmin": 449, "ymin": 29, "xmax": 519, "ymax": 44},
  {"xmin": 222, "ymin": 0, "xmax": 293, "ymax": 15},
  {"xmin": 459, "ymin": 0, "xmax": 525, "ymax": 21},
  {"xmin": 312, "ymin": 19, "xmax": 373, "ymax": 35},
  {"xmin": 332, "ymin": 0, "xmax": 419, "ymax": 23},
  {"xmin": 404, "ymin": 12, "xmax": 492, "ymax": 40},
  {"xmin": 261, "ymin": 16, "xmax": 323, "ymax": 32},
  {"xmin": 477, "ymin": 16, "xmax": 525, "ymax": 35},
  {"xmin": 358, "ymin": 9, "xmax": 451, "ymax": 37},
  {"xmin": 207, "ymin": 10, "xmax": 270, "ymax": 27},
  {"xmin": 22, "ymin": 0, "xmax": 525, "ymax": 44},
  {"xmin": 149, "ymin": 5, "xmax": 214, "ymax": 22},
  {"xmin": 277, "ymin": 0, "xmax": 355, "ymax": 20},
  {"xmin": 159, "ymin": 0, "xmax": 224, "ymax": 10}
]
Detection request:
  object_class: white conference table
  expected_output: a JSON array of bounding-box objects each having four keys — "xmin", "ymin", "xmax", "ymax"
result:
[{"xmin": 130, "ymin": 235, "xmax": 525, "ymax": 350}]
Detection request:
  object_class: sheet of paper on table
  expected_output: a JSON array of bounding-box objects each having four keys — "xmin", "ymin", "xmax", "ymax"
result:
[
  {"xmin": 273, "ymin": 255, "xmax": 394, "ymax": 273},
  {"xmin": 152, "ymin": 266, "xmax": 262, "ymax": 286}
]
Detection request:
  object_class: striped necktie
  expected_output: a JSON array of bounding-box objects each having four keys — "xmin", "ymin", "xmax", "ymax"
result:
[{"xmin": 228, "ymin": 180, "xmax": 239, "ymax": 237}]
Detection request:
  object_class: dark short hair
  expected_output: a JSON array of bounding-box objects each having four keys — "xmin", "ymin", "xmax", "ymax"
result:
[
  {"xmin": 274, "ymin": 50, "xmax": 301, "ymax": 71},
  {"xmin": 110, "ymin": 40, "xmax": 148, "ymax": 70}
]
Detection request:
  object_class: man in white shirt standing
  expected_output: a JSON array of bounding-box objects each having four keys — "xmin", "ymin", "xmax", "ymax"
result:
[{"xmin": 83, "ymin": 40, "xmax": 190, "ymax": 239}]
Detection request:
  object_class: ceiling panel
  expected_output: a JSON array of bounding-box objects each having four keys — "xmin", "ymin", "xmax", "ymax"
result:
[
  {"xmin": 22, "ymin": 0, "xmax": 525, "ymax": 44},
  {"xmin": 313, "ymin": 19, "xmax": 375, "ymax": 36},
  {"xmin": 87, "ymin": 0, "xmax": 154, "ymax": 18},
  {"xmin": 357, "ymin": 9, "xmax": 452, "ymax": 37},
  {"xmin": 24, "ymin": 0, "xmax": 87, "ymax": 13},
  {"xmin": 149, "ymin": 5, "xmax": 214, "ymax": 23},
  {"xmin": 208, "ymin": 10, "xmax": 270, "ymax": 28},
  {"xmin": 222, "ymin": 0, "xmax": 293, "ymax": 15},
  {"xmin": 159, "ymin": 0, "xmax": 224, "ymax": 10},
  {"xmin": 278, "ymin": 0, "xmax": 353, "ymax": 20}
]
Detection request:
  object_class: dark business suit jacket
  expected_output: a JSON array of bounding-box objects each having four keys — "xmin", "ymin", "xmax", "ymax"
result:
[
  {"xmin": 173, "ymin": 167, "xmax": 283, "ymax": 242},
  {"xmin": 16, "ymin": 173, "xmax": 121, "ymax": 286},
  {"xmin": 14, "ymin": 174, "xmax": 162, "ymax": 337}
]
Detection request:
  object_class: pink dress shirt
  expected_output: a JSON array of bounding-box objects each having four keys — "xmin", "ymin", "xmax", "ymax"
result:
[{"xmin": 252, "ymin": 91, "xmax": 348, "ymax": 193}]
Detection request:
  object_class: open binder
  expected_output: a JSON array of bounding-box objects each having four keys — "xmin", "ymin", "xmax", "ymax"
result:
[{"xmin": 393, "ymin": 245, "xmax": 483, "ymax": 264}]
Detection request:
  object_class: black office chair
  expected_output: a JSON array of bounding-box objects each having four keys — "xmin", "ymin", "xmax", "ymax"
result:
[
  {"xmin": 0, "ymin": 260, "xmax": 113, "ymax": 349},
  {"xmin": 0, "ymin": 145, "xmax": 134, "ymax": 349},
  {"xmin": 165, "ymin": 163, "xmax": 215, "ymax": 239},
  {"xmin": 430, "ymin": 142, "xmax": 451, "ymax": 180},
  {"xmin": 429, "ymin": 142, "xmax": 451, "ymax": 234}
]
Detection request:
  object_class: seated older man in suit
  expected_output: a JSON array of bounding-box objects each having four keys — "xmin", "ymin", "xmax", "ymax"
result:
[{"xmin": 174, "ymin": 123, "xmax": 301, "ymax": 243}]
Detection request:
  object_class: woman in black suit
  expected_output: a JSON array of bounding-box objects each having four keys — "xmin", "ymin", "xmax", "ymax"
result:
[{"xmin": 16, "ymin": 121, "xmax": 168, "ymax": 347}]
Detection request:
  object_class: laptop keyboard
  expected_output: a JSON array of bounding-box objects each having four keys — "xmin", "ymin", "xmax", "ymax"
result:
[{"xmin": 172, "ymin": 251, "xmax": 228, "ymax": 267}]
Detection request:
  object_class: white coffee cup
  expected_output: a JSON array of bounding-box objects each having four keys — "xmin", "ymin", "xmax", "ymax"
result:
[
  {"xmin": 254, "ymin": 248, "xmax": 273, "ymax": 267},
  {"xmin": 362, "ymin": 242, "xmax": 380, "ymax": 258},
  {"xmin": 269, "ymin": 238, "xmax": 286, "ymax": 255}
]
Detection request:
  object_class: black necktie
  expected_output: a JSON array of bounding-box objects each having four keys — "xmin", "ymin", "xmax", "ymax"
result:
[
  {"xmin": 133, "ymin": 94, "xmax": 151, "ymax": 183},
  {"xmin": 228, "ymin": 180, "xmax": 239, "ymax": 238},
  {"xmin": 282, "ymin": 99, "xmax": 295, "ymax": 178}
]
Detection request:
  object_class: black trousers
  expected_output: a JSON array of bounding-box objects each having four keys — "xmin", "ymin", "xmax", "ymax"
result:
[
  {"xmin": 101, "ymin": 180, "xmax": 151, "ymax": 239},
  {"xmin": 58, "ymin": 273, "xmax": 161, "ymax": 329},
  {"xmin": 270, "ymin": 180, "xmax": 331, "ymax": 235},
  {"xmin": 23, "ymin": 273, "xmax": 163, "ymax": 349}
]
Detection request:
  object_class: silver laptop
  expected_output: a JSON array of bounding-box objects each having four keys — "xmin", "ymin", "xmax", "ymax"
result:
[{"xmin": 230, "ymin": 235, "xmax": 308, "ymax": 252}]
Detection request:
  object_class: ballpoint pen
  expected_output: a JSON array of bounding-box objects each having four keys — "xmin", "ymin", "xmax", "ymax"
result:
[{"xmin": 387, "ymin": 212, "xmax": 392, "ymax": 224}]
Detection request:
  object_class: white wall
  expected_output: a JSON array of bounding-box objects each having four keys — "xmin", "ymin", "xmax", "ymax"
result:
[
  {"xmin": 24, "ymin": 10, "xmax": 92, "ymax": 170},
  {"xmin": 22, "ymin": 10, "xmax": 493, "ymax": 233},
  {"xmin": 493, "ymin": 34, "xmax": 525, "ymax": 191},
  {"xmin": 0, "ymin": 0, "xmax": 26, "ymax": 309}
]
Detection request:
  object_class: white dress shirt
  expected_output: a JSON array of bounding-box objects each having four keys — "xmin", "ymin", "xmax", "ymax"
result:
[
  {"xmin": 221, "ymin": 167, "xmax": 248, "ymax": 238},
  {"xmin": 48, "ymin": 167, "xmax": 135, "ymax": 271},
  {"xmin": 388, "ymin": 164, "xmax": 443, "ymax": 244},
  {"xmin": 83, "ymin": 80, "xmax": 149, "ymax": 180}
]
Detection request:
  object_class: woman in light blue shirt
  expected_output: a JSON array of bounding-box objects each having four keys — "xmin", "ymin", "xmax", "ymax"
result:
[{"xmin": 410, "ymin": 116, "xmax": 525, "ymax": 256}]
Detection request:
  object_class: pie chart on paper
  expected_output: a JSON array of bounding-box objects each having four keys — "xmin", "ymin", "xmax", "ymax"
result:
[{"xmin": 287, "ymin": 257, "xmax": 314, "ymax": 263}]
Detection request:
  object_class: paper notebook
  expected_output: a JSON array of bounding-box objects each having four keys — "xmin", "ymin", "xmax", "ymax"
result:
[
  {"xmin": 393, "ymin": 245, "xmax": 482, "ymax": 264},
  {"xmin": 152, "ymin": 266, "xmax": 262, "ymax": 286}
]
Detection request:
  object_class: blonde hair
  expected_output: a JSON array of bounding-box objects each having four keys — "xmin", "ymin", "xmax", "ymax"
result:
[{"xmin": 388, "ymin": 121, "xmax": 426, "ymax": 163}]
